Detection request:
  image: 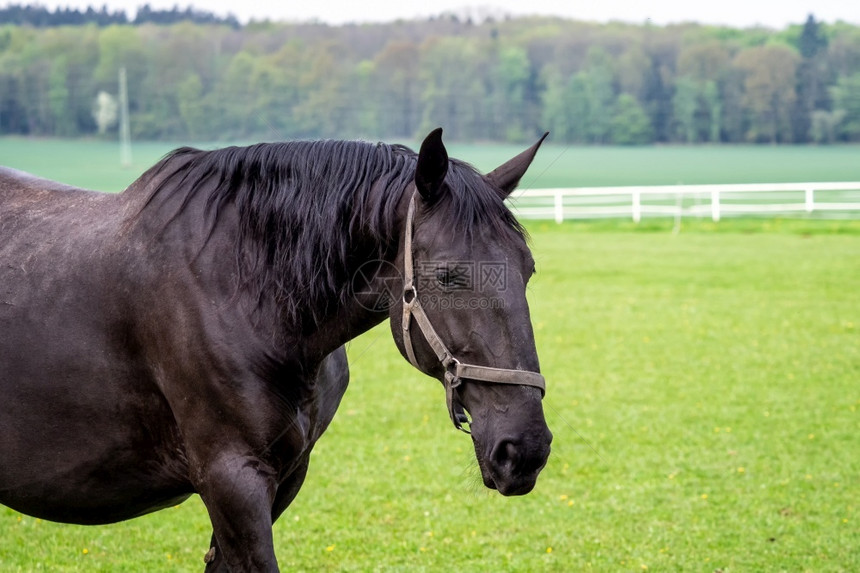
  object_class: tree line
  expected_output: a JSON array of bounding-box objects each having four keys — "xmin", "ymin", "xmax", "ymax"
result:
[
  {"xmin": 1, "ymin": 12, "xmax": 859, "ymax": 144},
  {"xmin": 0, "ymin": 4, "xmax": 240, "ymax": 28}
]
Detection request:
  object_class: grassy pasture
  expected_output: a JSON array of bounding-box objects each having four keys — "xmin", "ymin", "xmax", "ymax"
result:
[
  {"xmin": 1, "ymin": 137, "xmax": 859, "ymax": 191},
  {"xmin": 1, "ymin": 139, "xmax": 859, "ymax": 571}
]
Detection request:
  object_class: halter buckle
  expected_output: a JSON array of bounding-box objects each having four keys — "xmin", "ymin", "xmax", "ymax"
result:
[{"xmin": 442, "ymin": 356, "xmax": 460, "ymax": 383}]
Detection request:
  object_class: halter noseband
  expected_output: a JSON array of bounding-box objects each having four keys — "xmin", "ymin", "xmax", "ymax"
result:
[{"xmin": 400, "ymin": 190, "xmax": 546, "ymax": 433}]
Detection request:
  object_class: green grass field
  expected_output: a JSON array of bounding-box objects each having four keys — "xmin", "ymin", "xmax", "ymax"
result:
[{"xmin": 1, "ymin": 139, "xmax": 859, "ymax": 571}]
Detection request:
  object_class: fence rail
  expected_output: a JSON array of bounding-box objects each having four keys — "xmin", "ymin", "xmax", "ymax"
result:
[{"xmin": 508, "ymin": 182, "xmax": 860, "ymax": 223}]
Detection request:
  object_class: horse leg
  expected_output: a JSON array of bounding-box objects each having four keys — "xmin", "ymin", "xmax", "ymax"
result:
[
  {"xmin": 271, "ymin": 456, "xmax": 310, "ymax": 522},
  {"xmin": 196, "ymin": 454, "xmax": 280, "ymax": 572},
  {"xmin": 199, "ymin": 347, "xmax": 346, "ymax": 571},
  {"xmin": 203, "ymin": 456, "xmax": 310, "ymax": 572}
]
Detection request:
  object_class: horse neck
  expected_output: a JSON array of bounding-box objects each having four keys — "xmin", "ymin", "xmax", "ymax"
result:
[
  {"xmin": 128, "ymin": 155, "xmax": 411, "ymax": 366},
  {"xmin": 299, "ymin": 301, "xmax": 386, "ymax": 364},
  {"xmin": 297, "ymin": 190, "xmax": 412, "ymax": 362}
]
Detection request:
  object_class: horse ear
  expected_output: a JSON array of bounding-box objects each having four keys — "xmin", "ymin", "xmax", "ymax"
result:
[
  {"xmin": 486, "ymin": 132, "xmax": 549, "ymax": 198},
  {"xmin": 415, "ymin": 127, "xmax": 449, "ymax": 203}
]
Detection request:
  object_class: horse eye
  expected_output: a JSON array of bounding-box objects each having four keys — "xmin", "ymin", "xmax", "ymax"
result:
[{"xmin": 436, "ymin": 268, "xmax": 453, "ymax": 287}]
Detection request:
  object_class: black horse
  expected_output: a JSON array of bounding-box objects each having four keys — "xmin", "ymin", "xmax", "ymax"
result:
[{"xmin": 0, "ymin": 129, "xmax": 552, "ymax": 571}]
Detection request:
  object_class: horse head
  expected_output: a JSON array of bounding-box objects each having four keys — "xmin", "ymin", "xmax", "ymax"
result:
[{"xmin": 389, "ymin": 129, "xmax": 552, "ymax": 496}]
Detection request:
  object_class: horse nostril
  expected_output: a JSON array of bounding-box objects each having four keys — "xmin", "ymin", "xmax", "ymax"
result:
[{"xmin": 491, "ymin": 439, "xmax": 521, "ymax": 469}]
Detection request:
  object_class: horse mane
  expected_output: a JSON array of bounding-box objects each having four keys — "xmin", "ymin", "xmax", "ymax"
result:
[{"xmin": 142, "ymin": 139, "xmax": 525, "ymax": 326}]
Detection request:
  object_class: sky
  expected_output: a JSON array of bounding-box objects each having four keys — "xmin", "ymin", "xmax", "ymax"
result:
[{"xmin": 24, "ymin": 0, "xmax": 860, "ymax": 29}]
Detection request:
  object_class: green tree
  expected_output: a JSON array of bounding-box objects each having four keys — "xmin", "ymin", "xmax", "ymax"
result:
[
  {"xmin": 93, "ymin": 25, "xmax": 147, "ymax": 115},
  {"xmin": 214, "ymin": 50, "xmax": 264, "ymax": 137},
  {"xmin": 490, "ymin": 46, "xmax": 531, "ymax": 141},
  {"xmin": 641, "ymin": 53, "xmax": 674, "ymax": 142},
  {"xmin": 347, "ymin": 59, "xmax": 379, "ymax": 137},
  {"xmin": 565, "ymin": 73, "xmax": 591, "ymax": 143},
  {"xmin": 611, "ymin": 94, "xmax": 653, "ymax": 144},
  {"xmin": 677, "ymin": 41, "xmax": 730, "ymax": 82},
  {"xmin": 540, "ymin": 65, "xmax": 574, "ymax": 142},
  {"xmin": 831, "ymin": 72, "xmax": 860, "ymax": 140},
  {"xmin": 676, "ymin": 42, "xmax": 729, "ymax": 143},
  {"xmin": 583, "ymin": 48, "xmax": 615, "ymax": 143},
  {"xmin": 671, "ymin": 76, "xmax": 723, "ymax": 143},
  {"xmin": 290, "ymin": 43, "xmax": 351, "ymax": 138},
  {"xmin": 734, "ymin": 45, "xmax": 800, "ymax": 142},
  {"xmin": 673, "ymin": 76, "xmax": 699, "ymax": 143},
  {"xmin": 793, "ymin": 14, "xmax": 829, "ymax": 141},
  {"xmin": 810, "ymin": 109, "xmax": 845, "ymax": 143},
  {"xmin": 703, "ymin": 81, "xmax": 722, "ymax": 142},
  {"xmin": 48, "ymin": 56, "xmax": 74, "ymax": 136},
  {"xmin": 541, "ymin": 70, "xmax": 591, "ymax": 144},
  {"xmin": 0, "ymin": 52, "xmax": 25, "ymax": 133},
  {"xmin": 418, "ymin": 37, "xmax": 489, "ymax": 141},
  {"xmin": 373, "ymin": 42, "xmax": 421, "ymax": 138},
  {"xmin": 51, "ymin": 25, "xmax": 99, "ymax": 134},
  {"xmin": 720, "ymin": 67, "xmax": 746, "ymax": 143},
  {"xmin": 827, "ymin": 25, "xmax": 860, "ymax": 78},
  {"xmin": 615, "ymin": 44, "xmax": 650, "ymax": 101},
  {"xmin": 176, "ymin": 73, "xmax": 207, "ymax": 138}
]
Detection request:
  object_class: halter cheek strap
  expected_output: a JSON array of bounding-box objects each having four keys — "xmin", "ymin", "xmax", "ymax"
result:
[{"xmin": 400, "ymin": 190, "xmax": 546, "ymax": 433}]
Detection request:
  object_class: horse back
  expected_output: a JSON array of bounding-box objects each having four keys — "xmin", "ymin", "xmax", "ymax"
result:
[
  {"xmin": 0, "ymin": 165, "xmax": 117, "ymax": 224},
  {"xmin": 0, "ymin": 165, "xmax": 86, "ymax": 193},
  {"xmin": 0, "ymin": 166, "xmax": 125, "ymax": 325}
]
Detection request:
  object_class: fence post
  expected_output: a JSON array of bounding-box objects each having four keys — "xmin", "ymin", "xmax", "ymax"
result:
[
  {"xmin": 554, "ymin": 191, "xmax": 563, "ymax": 224},
  {"xmin": 632, "ymin": 190, "xmax": 641, "ymax": 223},
  {"xmin": 805, "ymin": 187, "xmax": 815, "ymax": 213},
  {"xmin": 711, "ymin": 190, "xmax": 720, "ymax": 222}
]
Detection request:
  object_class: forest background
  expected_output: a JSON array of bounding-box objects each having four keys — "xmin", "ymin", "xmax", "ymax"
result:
[{"xmin": 1, "ymin": 4, "xmax": 859, "ymax": 145}]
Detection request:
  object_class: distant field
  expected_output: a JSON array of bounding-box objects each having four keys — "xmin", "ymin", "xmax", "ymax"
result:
[
  {"xmin": 1, "ymin": 226, "xmax": 858, "ymax": 571},
  {"xmin": 1, "ymin": 137, "xmax": 859, "ymax": 192},
  {"xmin": 458, "ymin": 142, "xmax": 860, "ymax": 188}
]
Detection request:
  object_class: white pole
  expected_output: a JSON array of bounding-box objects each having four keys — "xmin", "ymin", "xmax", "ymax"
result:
[
  {"xmin": 672, "ymin": 192, "xmax": 682, "ymax": 234},
  {"xmin": 554, "ymin": 191, "xmax": 563, "ymax": 224},
  {"xmin": 118, "ymin": 66, "xmax": 132, "ymax": 168},
  {"xmin": 805, "ymin": 187, "xmax": 814, "ymax": 213},
  {"xmin": 632, "ymin": 190, "xmax": 641, "ymax": 223},
  {"xmin": 711, "ymin": 189, "xmax": 720, "ymax": 222}
]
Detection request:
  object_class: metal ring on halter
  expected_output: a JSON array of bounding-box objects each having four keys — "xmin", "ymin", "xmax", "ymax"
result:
[
  {"xmin": 403, "ymin": 284, "xmax": 417, "ymax": 305},
  {"xmin": 442, "ymin": 355, "xmax": 460, "ymax": 383}
]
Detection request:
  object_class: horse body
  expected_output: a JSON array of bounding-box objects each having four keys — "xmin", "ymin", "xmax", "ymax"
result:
[
  {"xmin": 0, "ymin": 171, "xmax": 177, "ymax": 521},
  {"xmin": 0, "ymin": 167, "xmax": 347, "ymax": 531},
  {"xmin": 0, "ymin": 130, "xmax": 551, "ymax": 571}
]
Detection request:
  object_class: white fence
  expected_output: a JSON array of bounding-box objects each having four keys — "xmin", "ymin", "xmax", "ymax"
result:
[{"xmin": 508, "ymin": 182, "xmax": 860, "ymax": 223}]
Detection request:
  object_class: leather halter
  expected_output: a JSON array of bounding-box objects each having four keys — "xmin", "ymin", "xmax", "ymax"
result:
[{"xmin": 400, "ymin": 190, "xmax": 546, "ymax": 433}]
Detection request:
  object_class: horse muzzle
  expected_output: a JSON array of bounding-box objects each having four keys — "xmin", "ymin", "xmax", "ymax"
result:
[{"xmin": 477, "ymin": 431, "xmax": 552, "ymax": 496}]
